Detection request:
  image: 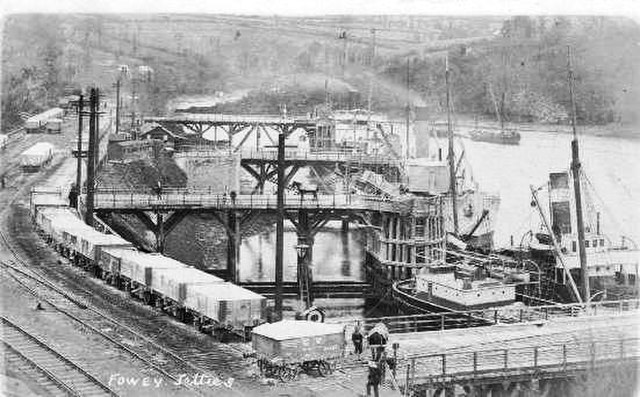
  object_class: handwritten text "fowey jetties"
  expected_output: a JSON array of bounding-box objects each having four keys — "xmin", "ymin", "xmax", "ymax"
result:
[{"xmin": 108, "ymin": 373, "xmax": 235, "ymax": 389}]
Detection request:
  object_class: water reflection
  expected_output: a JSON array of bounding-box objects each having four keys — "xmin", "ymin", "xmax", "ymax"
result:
[{"xmin": 239, "ymin": 222, "xmax": 365, "ymax": 282}]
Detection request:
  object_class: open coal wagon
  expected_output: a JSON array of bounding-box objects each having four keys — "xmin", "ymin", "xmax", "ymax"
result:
[{"xmin": 251, "ymin": 320, "xmax": 345, "ymax": 381}]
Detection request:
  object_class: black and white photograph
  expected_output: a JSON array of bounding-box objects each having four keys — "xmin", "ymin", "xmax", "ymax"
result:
[{"xmin": 0, "ymin": 1, "xmax": 639, "ymax": 396}]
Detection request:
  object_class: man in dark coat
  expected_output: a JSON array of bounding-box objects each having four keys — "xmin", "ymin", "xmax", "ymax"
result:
[
  {"xmin": 366, "ymin": 361, "xmax": 381, "ymax": 397},
  {"xmin": 352, "ymin": 323, "xmax": 364, "ymax": 360}
]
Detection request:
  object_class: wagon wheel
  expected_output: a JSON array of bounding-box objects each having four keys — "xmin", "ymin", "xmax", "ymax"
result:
[
  {"xmin": 274, "ymin": 365, "xmax": 286, "ymax": 381},
  {"xmin": 300, "ymin": 361, "xmax": 312, "ymax": 373},
  {"xmin": 279, "ymin": 365, "xmax": 298, "ymax": 382},
  {"xmin": 317, "ymin": 360, "xmax": 333, "ymax": 377},
  {"xmin": 263, "ymin": 361, "xmax": 275, "ymax": 377}
]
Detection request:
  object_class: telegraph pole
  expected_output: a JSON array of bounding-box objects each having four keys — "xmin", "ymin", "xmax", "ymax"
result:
[
  {"xmin": 84, "ymin": 88, "xmax": 98, "ymax": 226},
  {"xmin": 274, "ymin": 133, "xmax": 285, "ymax": 320},
  {"xmin": 75, "ymin": 94, "xmax": 84, "ymax": 208}
]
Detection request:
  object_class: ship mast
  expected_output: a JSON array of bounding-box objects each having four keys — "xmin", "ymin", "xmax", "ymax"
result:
[
  {"xmin": 568, "ymin": 46, "xmax": 590, "ymax": 302},
  {"xmin": 445, "ymin": 56, "xmax": 459, "ymax": 235}
]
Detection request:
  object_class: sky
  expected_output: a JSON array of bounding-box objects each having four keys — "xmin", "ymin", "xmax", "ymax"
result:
[{"xmin": 1, "ymin": 0, "xmax": 639, "ymax": 18}]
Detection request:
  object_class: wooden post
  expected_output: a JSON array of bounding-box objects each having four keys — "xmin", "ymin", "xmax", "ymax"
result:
[
  {"xmin": 441, "ymin": 354, "xmax": 446, "ymax": 375},
  {"xmin": 404, "ymin": 363, "xmax": 411, "ymax": 397},
  {"xmin": 84, "ymin": 88, "xmax": 98, "ymax": 226},
  {"xmin": 226, "ymin": 211, "xmax": 238, "ymax": 283},
  {"xmin": 275, "ymin": 133, "xmax": 285, "ymax": 320},
  {"xmin": 75, "ymin": 94, "xmax": 84, "ymax": 207},
  {"xmin": 533, "ymin": 346, "xmax": 538, "ymax": 368},
  {"xmin": 503, "ymin": 349, "xmax": 508, "ymax": 369},
  {"xmin": 156, "ymin": 212, "xmax": 165, "ymax": 253}
]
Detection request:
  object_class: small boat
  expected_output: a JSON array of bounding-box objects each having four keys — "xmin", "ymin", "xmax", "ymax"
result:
[
  {"xmin": 469, "ymin": 127, "xmax": 521, "ymax": 145},
  {"xmin": 469, "ymin": 86, "xmax": 521, "ymax": 145}
]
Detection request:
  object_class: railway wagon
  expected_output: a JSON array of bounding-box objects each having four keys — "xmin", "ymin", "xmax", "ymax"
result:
[
  {"xmin": 252, "ymin": 320, "xmax": 345, "ymax": 380},
  {"xmin": 187, "ymin": 283, "xmax": 266, "ymax": 334},
  {"xmin": 33, "ymin": 207, "xmax": 133, "ymax": 269},
  {"xmin": 31, "ymin": 204, "xmax": 267, "ymax": 339},
  {"xmin": 34, "ymin": 208, "xmax": 92, "ymax": 251},
  {"xmin": 97, "ymin": 248, "xmax": 189, "ymax": 301},
  {"xmin": 73, "ymin": 232, "xmax": 133, "ymax": 273},
  {"xmin": 46, "ymin": 118, "xmax": 62, "ymax": 134},
  {"xmin": 20, "ymin": 142, "xmax": 55, "ymax": 170},
  {"xmin": 25, "ymin": 108, "xmax": 64, "ymax": 133},
  {"xmin": 149, "ymin": 267, "xmax": 226, "ymax": 323},
  {"xmin": 150, "ymin": 267, "xmax": 225, "ymax": 303}
]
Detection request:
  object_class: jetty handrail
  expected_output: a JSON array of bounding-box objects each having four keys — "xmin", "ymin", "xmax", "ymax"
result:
[
  {"xmin": 172, "ymin": 147, "xmax": 403, "ymax": 166},
  {"xmin": 145, "ymin": 114, "xmax": 314, "ymax": 124},
  {"xmin": 88, "ymin": 188, "xmax": 441, "ymax": 215},
  {"xmin": 331, "ymin": 298, "xmax": 640, "ymax": 333},
  {"xmin": 406, "ymin": 336, "xmax": 639, "ymax": 380}
]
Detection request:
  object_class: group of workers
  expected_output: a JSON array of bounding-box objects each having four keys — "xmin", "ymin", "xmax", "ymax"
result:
[{"xmin": 351, "ymin": 322, "xmax": 396, "ymax": 397}]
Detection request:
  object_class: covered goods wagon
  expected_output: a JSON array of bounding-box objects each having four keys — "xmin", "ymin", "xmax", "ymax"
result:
[
  {"xmin": 186, "ymin": 283, "xmax": 265, "ymax": 329},
  {"xmin": 46, "ymin": 118, "xmax": 63, "ymax": 134},
  {"xmin": 97, "ymin": 249, "xmax": 188, "ymax": 287},
  {"xmin": 76, "ymin": 232, "xmax": 133, "ymax": 267},
  {"xmin": 20, "ymin": 142, "xmax": 55, "ymax": 169},
  {"xmin": 150, "ymin": 267, "xmax": 225, "ymax": 303},
  {"xmin": 252, "ymin": 320, "xmax": 345, "ymax": 380},
  {"xmin": 35, "ymin": 207, "xmax": 91, "ymax": 245},
  {"xmin": 25, "ymin": 108, "xmax": 64, "ymax": 133}
]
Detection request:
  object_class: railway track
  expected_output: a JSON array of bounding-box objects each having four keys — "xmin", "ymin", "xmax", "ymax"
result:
[
  {"xmin": 1, "ymin": 316, "xmax": 117, "ymax": 397},
  {"xmin": 0, "ymin": 158, "xmax": 253, "ymax": 396},
  {"xmin": 0, "ymin": 254, "xmax": 245, "ymax": 397}
]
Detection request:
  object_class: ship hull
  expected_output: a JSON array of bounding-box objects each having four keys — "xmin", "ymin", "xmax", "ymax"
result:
[
  {"xmin": 393, "ymin": 280, "xmax": 516, "ymax": 314},
  {"xmin": 392, "ymin": 280, "xmax": 453, "ymax": 314}
]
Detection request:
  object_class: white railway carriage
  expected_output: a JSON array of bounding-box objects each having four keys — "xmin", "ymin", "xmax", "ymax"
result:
[
  {"xmin": 20, "ymin": 142, "xmax": 55, "ymax": 170},
  {"xmin": 187, "ymin": 283, "xmax": 266, "ymax": 333}
]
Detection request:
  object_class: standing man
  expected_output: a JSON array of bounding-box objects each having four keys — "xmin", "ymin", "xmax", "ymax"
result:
[
  {"xmin": 366, "ymin": 361, "xmax": 381, "ymax": 397},
  {"xmin": 352, "ymin": 322, "xmax": 364, "ymax": 360}
]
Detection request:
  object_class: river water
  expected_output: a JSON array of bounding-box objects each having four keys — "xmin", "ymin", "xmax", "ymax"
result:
[
  {"xmin": 230, "ymin": 128, "xmax": 639, "ymax": 319},
  {"xmin": 462, "ymin": 129, "xmax": 640, "ymax": 247}
]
